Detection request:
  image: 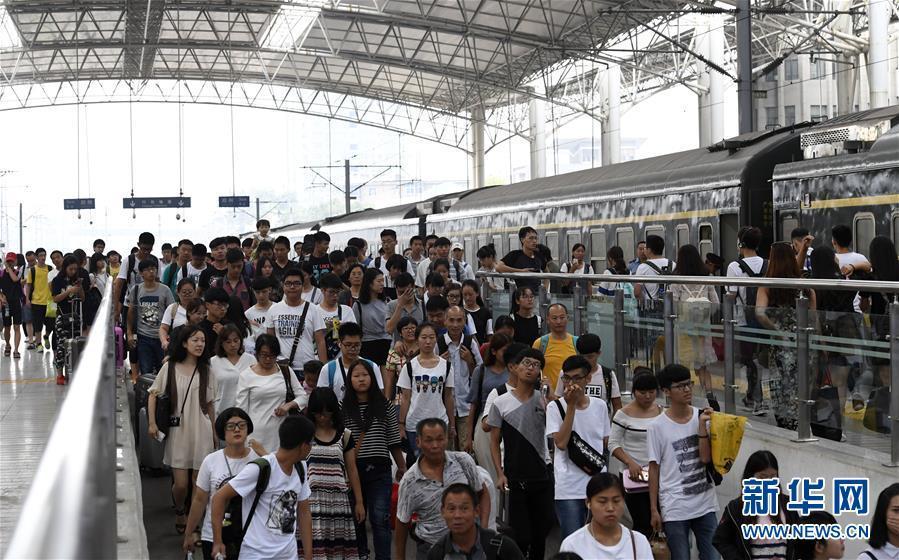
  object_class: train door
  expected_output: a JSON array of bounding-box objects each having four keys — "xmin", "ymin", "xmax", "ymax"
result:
[
  {"xmin": 853, "ymin": 212, "xmax": 875, "ymax": 257},
  {"xmin": 492, "ymin": 234, "xmax": 504, "ymax": 255},
  {"xmin": 778, "ymin": 210, "xmax": 799, "ymax": 242},
  {"xmin": 464, "ymin": 237, "xmax": 474, "ymax": 266},
  {"xmin": 566, "ymin": 231, "xmax": 581, "ymax": 263},
  {"xmin": 590, "ymin": 229, "xmax": 607, "ymax": 272},
  {"xmin": 719, "ymin": 214, "xmax": 739, "ymax": 265},
  {"xmin": 675, "ymin": 224, "xmax": 690, "ymax": 251},
  {"xmin": 544, "ymin": 231, "xmax": 559, "ymax": 262},
  {"xmin": 698, "ymin": 223, "xmax": 713, "ymax": 260},
  {"xmin": 615, "ymin": 227, "xmax": 635, "ymax": 262}
]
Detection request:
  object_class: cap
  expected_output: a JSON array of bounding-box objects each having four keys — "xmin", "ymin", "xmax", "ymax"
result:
[
  {"xmin": 5, "ymin": 252, "xmax": 16, "ymax": 262},
  {"xmin": 451, "ymin": 242, "xmax": 464, "ymax": 251}
]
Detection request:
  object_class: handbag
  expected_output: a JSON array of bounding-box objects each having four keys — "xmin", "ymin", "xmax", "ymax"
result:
[
  {"xmin": 153, "ymin": 362, "xmax": 176, "ymax": 435},
  {"xmin": 280, "ymin": 365, "xmax": 301, "ymax": 416},
  {"xmin": 554, "ymin": 400, "xmax": 607, "ymax": 475},
  {"xmin": 650, "ymin": 531, "xmax": 671, "ymax": 560},
  {"xmin": 622, "ymin": 466, "xmax": 650, "ymax": 493}
]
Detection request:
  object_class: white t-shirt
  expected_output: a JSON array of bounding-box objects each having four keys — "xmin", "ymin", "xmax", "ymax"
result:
[
  {"xmin": 635, "ymin": 258, "xmax": 675, "ymax": 302},
  {"xmin": 196, "ymin": 448, "xmax": 259, "ymax": 542},
  {"xmin": 301, "ymin": 287, "xmax": 323, "ymax": 305},
  {"xmin": 835, "ymin": 251, "xmax": 870, "ymax": 270},
  {"xmin": 268, "ymin": 300, "xmax": 325, "ymax": 369},
  {"xmin": 726, "ymin": 255, "xmax": 766, "ymax": 327},
  {"xmin": 318, "ymin": 358, "xmax": 384, "ymax": 400},
  {"xmin": 162, "ymin": 302, "xmax": 188, "ymax": 330},
  {"xmin": 316, "ymin": 303, "xmax": 357, "ymax": 337},
  {"xmin": 396, "ymin": 356, "xmax": 454, "ymax": 427},
  {"xmin": 482, "ymin": 383, "xmax": 513, "ymax": 419},
  {"xmin": 545, "ymin": 398, "xmax": 610, "ymax": 500},
  {"xmin": 646, "ymin": 408, "xmax": 718, "ymax": 522},
  {"xmin": 228, "ymin": 453, "xmax": 312, "ymax": 560},
  {"xmin": 185, "ymin": 262, "xmax": 206, "ymax": 285},
  {"xmin": 554, "ymin": 364, "xmax": 621, "ymax": 403},
  {"xmin": 210, "ymin": 353, "xmax": 257, "ymax": 412},
  {"xmin": 560, "ymin": 524, "xmax": 653, "ymax": 559},
  {"xmin": 245, "ymin": 303, "xmax": 273, "ymax": 354}
]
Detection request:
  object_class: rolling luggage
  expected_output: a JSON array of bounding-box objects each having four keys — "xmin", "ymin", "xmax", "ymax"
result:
[{"xmin": 137, "ymin": 406, "xmax": 166, "ymax": 471}]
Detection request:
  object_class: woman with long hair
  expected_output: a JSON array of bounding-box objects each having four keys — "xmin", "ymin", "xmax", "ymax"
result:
[
  {"xmin": 461, "ymin": 279, "xmax": 492, "ymax": 344},
  {"xmin": 342, "ymin": 360, "xmax": 406, "ymax": 560},
  {"xmin": 467, "ymin": 332, "xmax": 511, "ymax": 480},
  {"xmin": 510, "ymin": 286, "xmax": 540, "ymax": 346},
  {"xmin": 756, "ymin": 242, "xmax": 817, "ymax": 430},
  {"xmin": 339, "ymin": 263, "xmax": 366, "ymax": 307},
  {"xmin": 354, "ymin": 268, "xmax": 392, "ymax": 366},
  {"xmin": 148, "ymin": 324, "xmax": 218, "ymax": 534},
  {"xmin": 858, "ymin": 482, "xmax": 899, "ymax": 559},
  {"xmin": 598, "ymin": 246, "xmax": 631, "ymax": 297},
  {"xmin": 160, "ymin": 278, "xmax": 198, "ymax": 352},
  {"xmin": 50, "ymin": 254, "xmax": 91, "ymax": 383},
  {"xmin": 254, "ymin": 255, "xmax": 282, "ymax": 302},
  {"xmin": 560, "ymin": 243, "xmax": 593, "ymax": 295},
  {"xmin": 861, "ymin": 236, "xmax": 899, "ymax": 389},
  {"xmin": 210, "ymin": 323, "xmax": 256, "ymax": 413},
  {"xmin": 671, "ymin": 244, "xmax": 720, "ymax": 410}
]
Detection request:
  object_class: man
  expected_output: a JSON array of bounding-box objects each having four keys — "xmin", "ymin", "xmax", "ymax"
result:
[
  {"xmin": 422, "ymin": 273, "xmax": 445, "ymax": 307},
  {"xmin": 633, "ymin": 234, "xmax": 675, "ymax": 304},
  {"xmin": 396, "ymin": 418, "xmax": 490, "ymax": 560},
  {"xmin": 440, "ymin": 306, "xmax": 483, "ymax": 452},
  {"xmin": 241, "ymin": 237, "xmax": 255, "ymax": 262},
  {"xmin": 424, "ymin": 234, "xmax": 438, "ymax": 256},
  {"xmin": 256, "ymin": 240, "xmax": 274, "ymax": 262},
  {"xmin": 425, "ymin": 295, "xmax": 450, "ymax": 332},
  {"xmin": 161, "ymin": 238, "xmax": 194, "ymax": 296},
  {"xmin": 347, "ymin": 237, "xmax": 371, "ymax": 266},
  {"xmin": 211, "ymin": 248, "xmax": 255, "ymax": 311},
  {"xmin": 199, "ymin": 287, "xmax": 230, "ymax": 356},
  {"xmin": 557, "ymin": 333, "xmax": 623, "ymax": 414},
  {"xmin": 790, "ymin": 227, "xmax": 814, "ymax": 272},
  {"xmin": 386, "ymin": 273, "xmax": 423, "ymax": 340},
  {"xmin": 211, "ymin": 415, "xmax": 315, "ymax": 560},
  {"xmin": 532, "ymin": 303, "xmax": 577, "ymax": 392},
  {"xmin": 315, "ymin": 272, "xmax": 357, "ymax": 361},
  {"xmin": 267, "ymin": 267, "xmax": 328, "ymax": 372},
  {"xmin": 272, "ymin": 236, "xmax": 294, "ymax": 283},
  {"xmin": 182, "ymin": 243, "xmax": 207, "ymax": 286},
  {"xmin": 415, "ymin": 237, "xmax": 473, "ymax": 290},
  {"xmin": 0, "ymin": 252, "xmax": 23, "ymax": 356},
  {"xmin": 25, "ymin": 247, "xmax": 52, "ymax": 351},
  {"xmin": 427, "ymin": 483, "xmax": 524, "ymax": 560},
  {"xmin": 450, "ymin": 242, "xmax": 466, "ymax": 267},
  {"xmin": 726, "ymin": 226, "xmax": 767, "ymax": 413},
  {"xmin": 496, "ymin": 227, "xmax": 544, "ymax": 293},
  {"xmin": 20, "ymin": 251, "xmax": 36, "ymax": 348},
  {"xmin": 408, "ymin": 235, "xmax": 426, "ymax": 271},
  {"xmin": 831, "ymin": 223, "xmax": 871, "ymax": 277},
  {"xmin": 371, "ymin": 229, "xmax": 416, "ymax": 279},
  {"xmin": 328, "ymin": 250, "xmax": 347, "ymax": 281},
  {"xmin": 306, "ymin": 231, "xmax": 332, "ymax": 283},
  {"xmin": 628, "ymin": 240, "xmax": 647, "ymax": 273},
  {"xmin": 160, "ymin": 242, "xmax": 173, "ymax": 266},
  {"xmin": 225, "ymin": 236, "xmax": 241, "ymax": 251},
  {"xmin": 648, "ymin": 364, "xmax": 718, "ymax": 560},
  {"xmin": 115, "ymin": 234, "xmax": 159, "ymax": 382},
  {"xmin": 317, "ymin": 322, "xmax": 383, "ymax": 399},
  {"xmin": 293, "ymin": 240, "xmax": 304, "ymax": 261},
  {"xmin": 127, "ymin": 259, "xmax": 175, "ymax": 377},
  {"xmin": 198, "ymin": 237, "xmax": 229, "ymax": 293},
  {"xmin": 488, "ymin": 348, "xmax": 554, "ymax": 560},
  {"xmin": 342, "ymin": 245, "xmax": 360, "ymax": 270}
]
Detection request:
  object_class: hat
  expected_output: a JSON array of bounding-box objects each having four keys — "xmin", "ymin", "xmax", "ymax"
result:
[
  {"xmin": 705, "ymin": 253, "xmax": 724, "ymax": 267},
  {"xmin": 5, "ymin": 252, "xmax": 16, "ymax": 262},
  {"xmin": 451, "ymin": 242, "xmax": 464, "ymax": 251}
]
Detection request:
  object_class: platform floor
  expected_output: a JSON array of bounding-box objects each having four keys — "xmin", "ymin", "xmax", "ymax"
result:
[{"xmin": 0, "ymin": 344, "xmax": 65, "ymax": 557}]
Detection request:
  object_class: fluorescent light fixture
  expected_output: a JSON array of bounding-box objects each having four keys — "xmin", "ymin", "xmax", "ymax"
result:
[
  {"xmin": 0, "ymin": 4, "xmax": 23, "ymax": 49},
  {"xmin": 261, "ymin": 1, "xmax": 327, "ymax": 52}
]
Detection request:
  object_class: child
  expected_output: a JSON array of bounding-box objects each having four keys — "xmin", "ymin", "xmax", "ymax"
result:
[
  {"xmin": 244, "ymin": 276, "xmax": 274, "ymax": 354},
  {"xmin": 302, "ymin": 360, "xmax": 323, "ymax": 400},
  {"xmin": 303, "ymin": 388, "xmax": 365, "ymax": 560},
  {"xmin": 251, "ymin": 219, "xmax": 274, "ymax": 251}
]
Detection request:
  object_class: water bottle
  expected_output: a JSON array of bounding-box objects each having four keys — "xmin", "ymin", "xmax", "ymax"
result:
[{"xmin": 185, "ymin": 552, "xmax": 193, "ymax": 560}]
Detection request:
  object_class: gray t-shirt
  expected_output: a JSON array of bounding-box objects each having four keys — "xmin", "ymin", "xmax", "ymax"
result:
[
  {"xmin": 353, "ymin": 298, "xmax": 391, "ymax": 342},
  {"xmin": 385, "ymin": 297, "xmax": 424, "ymax": 340},
  {"xmin": 131, "ymin": 283, "xmax": 175, "ymax": 338}
]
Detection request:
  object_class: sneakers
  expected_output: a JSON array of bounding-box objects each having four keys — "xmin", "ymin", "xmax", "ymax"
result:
[
  {"xmin": 752, "ymin": 403, "xmax": 769, "ymax": 416},
  {"xmin": 26, "ymin": 343, "xmax": 35, "ymax": 350},
  {"xmin": 56, "ymin": 374, "xmax": 67, "ymax": 385},
  {"xmin": 35, "ymin": 343, "xmax": 44, "ymax": 352}
]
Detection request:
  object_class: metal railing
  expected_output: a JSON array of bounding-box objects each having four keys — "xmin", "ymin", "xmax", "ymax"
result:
[
  {"xmin": 7, "ymin": 281, "xmax": 118, "ymax": 559},
  {"xmin": 477, "ymin": 270, "xmax": 899, "ymax": 467}
]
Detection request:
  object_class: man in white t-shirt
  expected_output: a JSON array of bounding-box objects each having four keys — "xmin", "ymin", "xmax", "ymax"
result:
[
  {"xmin": 266, "ymin": 267, "xmax": 328, "ymax": 372},
  {"xmin": 648, "ymin": 364, "xmax": 718, "ymax": 560},
  {"xmin": 633, "ymin": 234, "xmax": 675, "ymax": 305},
  {"xmin": 831, "ymin": 224, "xmax": 871, "ymax": 277},
  {"xmin": 211, "ymin": 415, "xmax": 315, "ymax": 560},
  {"xmin": 316, "ymin": 272, "xmax": 357, "ymax": 361},
  {"xmin": 553, "ymin": 333, "xmax": 621, "ymax": 415},
  {"xmin": 318, "ymin": 322, "xmax": 383, "ymax": 400}
]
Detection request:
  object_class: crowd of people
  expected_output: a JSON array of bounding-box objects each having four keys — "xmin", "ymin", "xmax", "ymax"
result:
[{"xmin": 0, "ymin": 218, "xmax": 897, "ymax": 560}]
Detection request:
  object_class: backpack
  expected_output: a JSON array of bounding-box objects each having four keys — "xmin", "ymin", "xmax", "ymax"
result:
[
  {"xmin": 679, "ymin": 284, "xmax": 713, "ymax": 329},
  {"xmin": 436, "ymin": 333, "xmax": 474, "ymax": 357},
  {"xmin": 736, "ymin": 258, "xmax": 768, "ymax": 328},
  {"xmin": 233, "ymin": 457, "xmax": 306, "ymax": 543},
  {"xmin": 405, "ymin": 357, "xmax": 452, "ymax": 395},
  {"xmin": 642, "ymin": 259, "xmax": 672, "ymax": 299},
  {"xmin": 537, "ymin": 333, "xmax": 579, "ymax": 356}
]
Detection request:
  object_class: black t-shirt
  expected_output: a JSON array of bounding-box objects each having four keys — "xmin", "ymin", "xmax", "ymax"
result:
[
  {"xmin": 198, "ymin": 319, "xmax": 220, "ymax": 357},
  {"xmin": 271, "ymin": 259, "xmax": 295, "ymax": 283},
  {"xmin": 51, "ymin": 271, "xmax": 91, "ymax": 315},
  {"xmin": 466, "ymin": 307, "xmax": 492, "ymax": 344},
  {"xmin": 0, "ymin": 268, "xmax": 21, "ymax": 299},
  {"xmin": 198, "ymin": 264, "xmax": 228, "ymax": 291},
  {"xmin": 306, "ymin": 254, "xmax": 332, "ymax": 285},
  {"xmin": 501, "ymin": 250, "xmax": 545, "ymax": 292},
  {"xmin": 512, "ymin": 313, "xmax": 540, "ymax": 346}
]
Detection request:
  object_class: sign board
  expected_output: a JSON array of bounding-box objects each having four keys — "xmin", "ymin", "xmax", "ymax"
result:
[
  {"xmin": 219, "ymin": 196, "xmax": 251, "ymax": 208},
  {"xmin": 64, "ymin": 198, "xmax": 96, "ymax": 210},
  {"xmin": 123, "ymin": 197, "xmax": 191, "ymax": 209},
  {"xmin": 753, "ymin": 90, "xmax": 768, "ymax": 99}
]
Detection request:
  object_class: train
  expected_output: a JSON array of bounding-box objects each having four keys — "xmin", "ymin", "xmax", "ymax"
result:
[{"xmin": 274, "ymin": 105, "xmax": 899, "ymax": 269}]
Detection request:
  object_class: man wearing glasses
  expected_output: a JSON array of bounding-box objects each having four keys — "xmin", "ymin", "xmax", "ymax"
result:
[
  {"xmin": 314, "ymin": 272, "xmax": 356, "ymax": 361},
  {"xmin": 267, "ymin": 268, "xmax": 328, "ymax": 373},
  {"xmin": 318, "ymin": 321, "xmax": 384, "ymax": 399},
  {"xmin": 647, "ymin": 363, "xmax": 718, "ymax": 560}
]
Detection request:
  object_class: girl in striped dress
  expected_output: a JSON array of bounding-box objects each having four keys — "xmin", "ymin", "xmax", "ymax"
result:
[{"xmin": 302, "ymin": 387, "xmax": 365, "ymax": 560}]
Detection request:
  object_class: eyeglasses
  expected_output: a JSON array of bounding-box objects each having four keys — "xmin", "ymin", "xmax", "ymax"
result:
[
  {"xmin": 341, "ymin": 342, "xmax": 362, "ymax": 350},
  {"xmin": 519, "ymin": 294, "xmax": 535, "ymax": 300},
  {"xmin": 257, "ymin": 351, "xmax": 276, "ymax": 360},
  {"xmin": 669, "ymin": 380, "xmax": 693, "ymax": 391},
  {"xmin": 561, "ymin": 374, "xmax": 587, "ymax": 384},
  {"xmin": 225, "ymin": 421, "xmax": 248, "ymax": 431},
  {"xmin": 283, "ymin": 280, "xmax": 303, "ymax": 288},
  {"xmin": 519, "ymin": 358, "xmax": 543, "ymax": 370},
  {"xmin": 208, "ymin": 301, "xmax": 229, "ymax": 309}
]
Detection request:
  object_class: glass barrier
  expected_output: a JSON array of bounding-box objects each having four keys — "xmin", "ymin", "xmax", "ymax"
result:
[{"xmin": 586, "ymin": 297, "xmax": 617, "ymax": 374}]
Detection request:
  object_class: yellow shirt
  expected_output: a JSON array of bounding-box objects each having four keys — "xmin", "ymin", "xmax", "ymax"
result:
[
  {"xmin": 532, "ymin": 333, "xmax": 577, "ymax": 390},
  {"xmin": 26, "ymin": 264, "xmax": 52, "ymax": 305}
]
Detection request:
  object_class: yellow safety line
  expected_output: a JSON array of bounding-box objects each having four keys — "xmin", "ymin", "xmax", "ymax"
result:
[
  {"xmin": 0, "ymin": 377, "xmax": 56, "ymax": 384},
  {"xmin": 809, "ymin": 193, "xmax": 899, "ymax": 209}
]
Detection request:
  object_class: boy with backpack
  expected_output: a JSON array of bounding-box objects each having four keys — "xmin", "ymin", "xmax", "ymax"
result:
[{"xmin": 210, "ymin": 415, "xmax": 315, "ymax": 560}]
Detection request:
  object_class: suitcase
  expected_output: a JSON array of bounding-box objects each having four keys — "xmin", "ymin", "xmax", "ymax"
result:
[
  {"xmin": 137, "ymin": 406, "xmax": 166, "ymax": 472},
  {"xmin": 134, "ymin": 374, "xmax": 156, "ymax": 443},
  {"xmin": 64, "ymin": 336, "xmax": 88, "ymax": 376},
  {"xmin": 114, "ymin": 325, "xmax": 125, "ymax": 370}
]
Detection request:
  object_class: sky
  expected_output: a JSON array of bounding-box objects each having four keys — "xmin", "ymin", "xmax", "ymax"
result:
[{"xmin": 0, "ymin": 81, "xmax": 738, "ymax": 255}]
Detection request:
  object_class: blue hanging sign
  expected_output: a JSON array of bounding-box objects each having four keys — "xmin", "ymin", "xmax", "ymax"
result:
[
  {"xmin": 64, "ymin": 198, "xmax": 96, "ymax": 210},
  {"xmin": 219, "ymin": 196, "xmax": 250, "ymax": 208},
  {"xmin": 123, "ymin": 197, "xmax": 191, "ymax": 209}
]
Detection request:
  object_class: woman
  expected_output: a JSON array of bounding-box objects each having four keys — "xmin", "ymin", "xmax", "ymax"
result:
[
  {"xmin": 445, "ymin": 282, "xmax": 463, "ymax": 307},
  {"xmin": 671, "ymin": 244, "xmax": 720, "ymax": 411},
  {"xmin": 107, "ymin": 250, "xmax": 122, "ymax": 279},
  {"xmin": 342, "ymin": 360, "xmax": 406, "ymax": 560},
  {"xmin": 510, "ymin": 287, "xmax": 540, "ymax": 346},
  {"xmin": 304, "ymin": 387, "xmax": 365, "ymax": 560},
  {"xmin": 860, "ymin": 236, "xmax": 899, "ymax": 390},
  {"xmin": 160, "ymin": 278, "xmax": 198, "ymax": 352},
  {"xmin": 339, "ymin": 263, "xmax": 365, "ymax": 307},
  {"xmin": 857, "ymin": 483, "xmax": 899, "ymax": 559},
  {"xmin": 354, "ymin": 268, "xmax": 392, "ymax": 366},
  {"xmin": 148, "ymin": 325, "xmax": 218, "ymax": 534},
  {"xmin": 254, "ymin": 256, "xmax": 282, "ymax": 302},
  {"xmin": 810, "ymin": 246, "xmax": 859, "ymax": 413},
  {"xmin": 608, "ymin": 368, "xmax": 663, "ymax": 537},
  {"xmin": 169, "ymin": 298, "xmax": 206, "ymax": 349},
  {"xmin": 466, "ymin": 333, "xmax": 510, "ymax": 478},
  {"xmin": 234, "ymin": 333, "xmax": 306, "ymax": 454},
  {"xmin": 182, "ymin": 407, "xmax": 259, "ymax": 559},
  {"xmin": 481, "ymin": 314, "xmax": 515, "ymax": 357},
  {"xmin": 210, "ymin": 324, "xmax": 256, "ymax": 413},
  {"xmin": 756, "ymin": 242, "xmax": 817, "ymax": 430},
  {"xmin": 462, "ymin": 279, "xmax": 492, "ymax": 344},
  {"xmin": 396, "ymin": 322, "xmax": 455, "ymax": 458},
  {"xmin": 559, "ymin": 473, "xmax": 653, "ymax": 558},
  {"xmin": 713, "ymin": 450, "xmax": 798, "ymax": 560},
  {"xmin": 598, "ymin": 246, "xmax": 631, "ymax": 297},
  {"xmin": 84, "ymin": 253, "xmax": 108, "ymax": 327},
  {"xmin": 384, "ymin": 316, "xmax": 419, "ymax": 402},
  {"xmin": 560, "ymin": 243, "xmax": 593, "ymax": 295},
  {"xmin": 50, "ymin": 254, "xmax": 91, "ymax": 384}
]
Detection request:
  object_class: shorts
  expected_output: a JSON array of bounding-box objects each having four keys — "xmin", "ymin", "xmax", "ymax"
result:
[{"xmin": 2, "ymin": 298, "xmax": 22, "ymax": 326}]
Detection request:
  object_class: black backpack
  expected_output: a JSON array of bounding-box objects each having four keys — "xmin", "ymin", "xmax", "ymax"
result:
[
  {"xmin": 642, "ymin": 259, "xmax": 672, "ymax": 300},
  {"xmin": 736, "ymin": 258, "xmax": 768, "ymax": 328},
  {"xmin": 224, "ymin": 457, "xmax": 306, "ymax": 546},
  {"xmin": 436, "ymin": 333, "xmax": 474, "ymax": 357}
]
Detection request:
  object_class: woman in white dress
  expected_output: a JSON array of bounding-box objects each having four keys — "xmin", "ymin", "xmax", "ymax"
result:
[
  {"xmin": 234, "ymin": 333, "xmax": 307, "ymax": 453},
  {"xmin": 209, "ymin": 324, "xmax": 256, "ymax": 413}
]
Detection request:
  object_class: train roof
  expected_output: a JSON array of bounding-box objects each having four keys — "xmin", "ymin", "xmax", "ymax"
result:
[
  {"xmin": 309, "ymin": 188, "xmax": 473, "ymax": 233},
  {"xmin": 439, "ymin": 126, "xmax": 805, "ymax": 218}
]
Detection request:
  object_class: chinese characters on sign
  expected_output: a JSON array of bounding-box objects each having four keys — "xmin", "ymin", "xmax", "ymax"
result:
[{"xmin": 741, "ymin": 477, "xmax": 869, "ymax": 517}]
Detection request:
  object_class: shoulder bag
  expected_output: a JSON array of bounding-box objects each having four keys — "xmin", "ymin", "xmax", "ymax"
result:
[
  {"xmin": 277, "ymin": 301, "xmax": 310, "ymax": 368},
  {"xmin": 553, "ymin": 400, "xmax": 607, "ymax": 475}
]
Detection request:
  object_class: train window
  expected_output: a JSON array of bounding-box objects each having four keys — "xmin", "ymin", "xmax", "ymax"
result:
[
  {"xmin": 676, "ymin": 224, "xmax": 690, "ymax": 250},
  {"xmin": 644, "ymin": 225, "xmax": 664, "ymax": 240},
  {"xmin": 493, "ymin": 234, "xmax": 504, "ymax": 255},
  {"xmin": 544, "ymin": 232, "xmax": 559, "ymax": 262},
  {"xmin": 854, "ymin": 213, "xmax": 875, "ymax": 256},
  {"xmin": 780, "ymin": 213, "xmax": 798, "ymax": 242},
  {"xmin": 699, "ymin": 223, "xmax": 713, "ymax": 258},
  {"xmin": 508, "ymin": 234, "xmax": 520, "ymax": 251},
  {"xmin": 615, "ymin": 228, "xmax": 634, "ymax": 263},
  {"xmin": 893, "ymin": 212, "xmax": 899, "ymax": 245},
  {"xmin": 590, "ymin": 230, "xmax": 607, "ymax": 272}
]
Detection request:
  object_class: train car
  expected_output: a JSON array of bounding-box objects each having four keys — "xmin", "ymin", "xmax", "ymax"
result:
[{"xmin": 772, "ymin": 106, "xmax": 899, "ymax": 255}]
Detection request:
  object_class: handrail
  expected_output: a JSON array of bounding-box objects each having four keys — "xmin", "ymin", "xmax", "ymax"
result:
[
  {"xmin": 7, "ymin": 281, "xmax": 118, "ymax": 559},
  {"xmin": 476, "ymin": 270, "xmax": 899, "ymax": 293}
]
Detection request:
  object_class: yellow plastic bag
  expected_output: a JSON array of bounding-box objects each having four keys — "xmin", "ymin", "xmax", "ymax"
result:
[{"xmin": 709, "ymin": 412, "xmax": 747, "ymax": 476}]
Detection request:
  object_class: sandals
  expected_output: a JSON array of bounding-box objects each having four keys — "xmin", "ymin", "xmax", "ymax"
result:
[
  {"xmin": 174, "ymin": 508, "xmax": 187, "ymax": 535},
  {"xmin": 3, "ymin": 347, "xmax": 9, "ymax": 356},
  {"xmin": 13, "ymin": 351, "xmax": 20, "ymax": 359}
]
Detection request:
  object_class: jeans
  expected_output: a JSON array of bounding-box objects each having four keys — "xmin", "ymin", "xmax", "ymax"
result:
[
  {"xmin": 663, "ymin": 511, "xmax": 720, "ymax": 560},
  {"xmin": 509, "ymin": 477, "xmax": 555, "ymax": 560},
  {"xmin": 137, "ymin": 334, "xmax": 164, "ymax": 375},
  {"xmin": 555, "ymin": 499, "xmax": 587, "ymax": 541},
  {"xmin": 355, "ymin": 463, "xmax": 393, "ymax": 560}
]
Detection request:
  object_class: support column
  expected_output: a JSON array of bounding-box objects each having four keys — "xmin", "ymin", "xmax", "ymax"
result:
[
  {"xmin": 528, "ymin": 98, "xmax": 546, "ymax": 180},
  {"xmin": 697, "ymin": 14, "xmax": 726, "ymax": 145},
  {"xmin": 736, "ymin": 0, "xmax": 754, "ymax": 134},
  {"xmin": 867, "ymin": 0, "xmax": 890, "ymax": 108},
  {"xmin": 469, "ymin": 105, "xmax": 485, "ymax": 190},
  {"xmin": 601, "ymin": 64, "xmax": 621, "ymax": 166}
]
